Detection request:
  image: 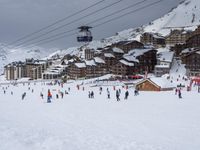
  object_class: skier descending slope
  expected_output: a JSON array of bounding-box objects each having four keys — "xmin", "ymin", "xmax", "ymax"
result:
[{"xmin": 47, "ymin": 89, "xmax": 52, "ymax": 103}]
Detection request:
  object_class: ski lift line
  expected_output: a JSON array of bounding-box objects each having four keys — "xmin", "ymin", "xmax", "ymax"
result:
[
  {"xmin": 16, "ymin": 0, "xmax": 164, "ymax": 48},
  {"xmin": 12, "ymin": 0, "xmax": 124, "ymax": 48},
  {"xmin": 93, "ymin": 0, "xmax": 164, "ymax": 28},
  {"xmin": 86, "ymin": 0, "xmax": 150, "ymax": 26},
  {"xmin": 8, "ymin": 0, "xmax": 106, "ymax": 45},
  {"xmin": 14, "ymin": 29, "xmax": 77, "ymax": 49},
  {"xmin": 25, "ymin": 32, "xmax": 77, "ymax": 49},
  {"xmin": 13, "ymin": 0, "xmax": 150, "ymax": 49}
]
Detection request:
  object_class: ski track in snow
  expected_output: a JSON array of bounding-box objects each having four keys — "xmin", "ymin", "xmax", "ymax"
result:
[{"xmin": 0, "ymin": 80, "xmax": 200, "ymax": 150}]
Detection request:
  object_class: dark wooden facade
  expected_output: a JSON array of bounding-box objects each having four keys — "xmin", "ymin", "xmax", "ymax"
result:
[
  {"xmin": 111, "ymin": 40, "xmax": 144, "ymax": 53},
  {"xmin": 140, "ymin": 32, "xmax": 165, "ymax": 47},
  {"xmin": 181, "ymin": 50, "xmax": 200, "ymax": 76}
]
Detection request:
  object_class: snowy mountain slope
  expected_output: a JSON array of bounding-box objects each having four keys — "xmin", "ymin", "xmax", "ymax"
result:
[
  {"xmin": 144, "ymin": 0, "xmax": 200, "ymax": 36},
  {"xmin": 103, "ymin": 0, "xmax": 200, "ymax": 43}
]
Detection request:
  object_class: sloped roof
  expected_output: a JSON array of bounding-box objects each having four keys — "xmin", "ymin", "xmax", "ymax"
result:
[
  {"xmin": 157, "ymin": 51, "xmax": 174, "ymax": 63},
  {"xmin": 75, "ymin": 63, "xmax": 86, "ymax": 68},
  {"xmin": 85, "ymin": 60, "xmax": 96, "ymax": 66},
  {"xmin": 119, "ymin": 60, "xmax": 134, "ymax": 66},
  {"xmin": 104, "ymin": 53, "xmax": 115, "ymax": 58},
  {"xmin": 94, "ymin": 57, "xmax": 105, "ymax": 64},
  {"xmin": 112, "ymin": 47, "xmax": 124, "ymax": 53},
  {"xmin": 136, "ymin": 77, "xmax": 175, "ymax": 89}
]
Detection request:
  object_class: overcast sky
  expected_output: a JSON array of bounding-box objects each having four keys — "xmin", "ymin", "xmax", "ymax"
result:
[{"xmin": 0, "ymin": 0, "xmax": 183, "ymax": 50}]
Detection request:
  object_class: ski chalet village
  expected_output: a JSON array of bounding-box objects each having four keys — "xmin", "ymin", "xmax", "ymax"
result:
[{"xmin": 3, "ymin": 25, "xmax": 200, "ymax": 89}]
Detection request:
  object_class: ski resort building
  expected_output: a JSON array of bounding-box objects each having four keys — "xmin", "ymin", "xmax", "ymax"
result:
[
  {"xmin": 135, "ymin": 78, "xmax": 175, "ymax": 91},
  {"xmin": 111, "ymin": 40, "xmax": 144, "ymax": 53},
  {"xmin": 165, "ymin": 29, "xmax": 192, "ymax": 46},
  {"xmin": 140, "ymin": 32, "xmax": 165, "ymax": 48},
  {"xmin": 154, "ymin": 51, "xmax": 174, "ymax": 77},
  {"xmin": 181, "ymin": 48, "xmax": 200, "ymax": 76}
]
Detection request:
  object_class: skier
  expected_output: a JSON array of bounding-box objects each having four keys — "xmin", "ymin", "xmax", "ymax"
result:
[
  {"xmin": 61, "ymin": 92, "xmax": 64, "ymax": 99},
  {"xmin": 116, "ymin": 90, "xmax": 120, "ymax": 101},
  {"xmin": 124, "ymin": 90, "xmax": 129, "ymax": 100},
  {"xmin": 91, "ymin": 91, "xmax": 94, "ymax": 98},
  {"xmin": 107, "ymin": 90, "xmax": 110, "ymax": 99},
  {"xmin": 56, "ymin": 94, "xmax": 59, "ymax": 99},
  {"xmin": 47, "ymin": 89, "xmax": 52, "ymax": 103},
  {"xmin": 88, "ymin": 91, "xmax": 91, "ymax": 98},
  {"xmin": 40, "ymin": 92, "xmax": 44, "ymax": 99},
  {"xmin": 175, "ymin": 88, "xmax": 178, "ymax": 95},
  {"xmin": 134, "ymin": 88, "xmax": 139, "ymax": 96},
  {"xmin": 22, "ymin": 92, "xmax": 26, "ymax": 100},
  {"xmin": 178, "ymin": 89, "xmax": 182, "ymax": 99}
]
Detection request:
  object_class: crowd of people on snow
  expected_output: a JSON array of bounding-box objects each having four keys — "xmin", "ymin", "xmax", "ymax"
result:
[{"xmin": 2, "ymin": 76, "xmax": 200, "ymax": 103}]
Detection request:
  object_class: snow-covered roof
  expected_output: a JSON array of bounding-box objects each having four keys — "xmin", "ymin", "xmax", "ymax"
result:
[
  {"xmin": 85, "ymin": 60, "xmax": 96, "ymax": 66},
  {"xmin": 112, "ymin": 47, "xmax": 124, "ymax": 53},
  {"xmin": 75, "ymin": 63, "xmax": 86, "ymax": 68},
  {"xmin": 155, "ymin": 64, "xmax": 170, "ymax": 68},
  {"xmin": 123, "ymin": 55, "xmax": 138, "ymax": 63},
  {"xmin": 123, "ymin": 48, "xmax": 154, "ymax": 63},
  {"xmin": 119, "ymin": 60, "xmax": 134, "ymax": 66},
  {"xmin": 157, "ymin": 51, "xmax": 174, "ymax": 63},
  {"xmin": 94, "ymin": 57, "xmax": 105, "ymax": 64},
  {"xmin": 136, "ymin": 77, "xmax": 175, "ymax": 89},
  {"xmin": 104, "ymin": 53, "xmax": 115, "ymax": 58},
  {"xmin": 149, "ymin": 77, "xmax": 175, "ymax": 89},
  {"xmin": 181, "ymin": 48, "xmax": 195, "ymax": 54}
]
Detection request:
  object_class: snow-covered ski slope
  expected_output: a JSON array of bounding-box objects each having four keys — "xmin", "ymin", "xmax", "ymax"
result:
[
  {"xmin": 0, "ymin": 80, "xmax": 200, "ymax": 150},
  {"xmin": 143, "ymin": 0, "xmax": 200, "ymax": 36}
]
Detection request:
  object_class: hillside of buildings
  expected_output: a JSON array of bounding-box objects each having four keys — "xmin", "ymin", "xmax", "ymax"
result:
[{"xmin": 2, "ymin": 0, "xmax": 200, "ymax": 84}]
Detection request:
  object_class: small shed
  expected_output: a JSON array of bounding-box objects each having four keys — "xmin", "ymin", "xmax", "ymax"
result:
[{"xmin": 135, "ymin": 78, "xmax": 175, "ymax": 91}]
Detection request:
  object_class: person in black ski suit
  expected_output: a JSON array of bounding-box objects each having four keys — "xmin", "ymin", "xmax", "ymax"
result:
[
  {"xmin": 124, "ymin": 91, "xmax": 129, "ymax": 100},
  {"xmin": 116, "ymin": 90, "xmax": 120, "ymax": 101}
]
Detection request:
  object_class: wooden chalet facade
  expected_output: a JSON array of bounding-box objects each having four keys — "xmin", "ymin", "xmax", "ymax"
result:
[
  {"xmin": 122, "ymin": 48, "xmax": 157, "ymax": 74},
  {"xmin": 111, "ymin": 59, "xmax": 136, "ymax": 76},
  {"xmin": 165, "ymin": 29, "xmax": 192, "ymax": 46},
  {"xmin": 135, "ymin": 78, "xmax": 175, "ymax": 91},
  {"xmin": 68, "ymin": 62, "xmax": 86, "ymax": 79},
  {"xmin": 181, "ymin": 48, "xmax": 200, "ymax": 76},
  {"xmin": 140, "ymin": 32, "xmax": 165, "ymax": 47},
  {"xmin": 111, "ymin": 40, "xmax": 144, "ymax": 53},
  {"xmin": 186, "ymin": 34, "xmax": 200, "ymax": 48}
]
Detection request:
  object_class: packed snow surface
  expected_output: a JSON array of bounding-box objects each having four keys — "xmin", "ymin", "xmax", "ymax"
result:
[{"xmin": 0, "ymin": 79, "xmax": 200, "ymax": 150}]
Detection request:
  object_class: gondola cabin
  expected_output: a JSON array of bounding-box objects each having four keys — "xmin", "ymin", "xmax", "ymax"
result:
[{"xmin": 77, "ymin": 26, "xmax": 93, "ymax": 42}]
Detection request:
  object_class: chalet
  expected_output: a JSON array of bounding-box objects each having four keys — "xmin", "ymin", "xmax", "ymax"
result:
[
  {"xmin": 171, "ymin": 44, "xmax": 187, "ymax": 56},
  {"xmin": 103, "ymin": 53, "xmax": 117, "ymax": 73},
  {"xmin": 123, "ymin": 48, "xmax": 157, "ymax": 74},
  {"xmin": 93, "ymin": 57, "xmax": 108, "ymax": 77},
  {"xmin": 186, "ymin": 34, "xmax": 200, "ymax": 48},
  {"xmin": 135, "ymin": 78, "xmax": 175, "ymax": 91},
  {"xmin": 165, "ymin": 29, "xmax": 192, "ymax": 46},
  {"xmin": 68, "ymin": 62, "xmax": 86, "ymax": 79},
  {"xmin": 111, "ymin": 40, "xmax": 144, "ymax": 53},
  {"xmin": 140, "ymin": 32, "xmax": 165, "ymax": 48},
  {"xmin": 155, "ymin": 51, "xmax": 174, "ymax": 77},
  {"xmin": 111, "ymin": 59, "xmax": 136, "ymax": 76},
  {"xmin": 84, "ymin": 48, "xmax": 95, "ymax": 60},
  {"xmin": 181, "ymin": 48, "xmax": 200, "ymax": 76},
  {"xmin": 85, "ymin": 60, "xmax": 97, "ymax": 78},
  {"xmin": 112, "ymin": 47, "xmax": 124, "ymax": 60}
]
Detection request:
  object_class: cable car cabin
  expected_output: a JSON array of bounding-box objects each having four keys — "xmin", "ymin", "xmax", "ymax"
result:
[{"xmin": 77, "ymin": 26, "xmax": 93, "ymax": 42}]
